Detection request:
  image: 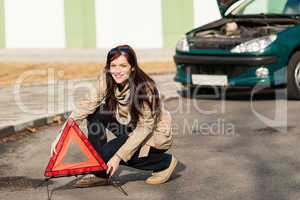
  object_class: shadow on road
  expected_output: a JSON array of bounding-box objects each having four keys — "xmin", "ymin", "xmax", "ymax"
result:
[
  {"xmin": 116, "ymin": 161, "xmax": 186, "ymax": 185},
  {"xmin": 177, "ymin": 87, "xmax": 292, "ymax": 101},
  {"xmin": 37, "ymin": 161, "xmax": 186, "ymax": 198},
  {"xmin": 0, "ymin": 176, "xmax": 53, "ymax": 191}
]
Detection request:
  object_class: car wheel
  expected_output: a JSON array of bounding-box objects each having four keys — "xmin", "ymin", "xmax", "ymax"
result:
[{"xmin": 287, "ymin": 51, "xmax": 300, "ymax": 100}]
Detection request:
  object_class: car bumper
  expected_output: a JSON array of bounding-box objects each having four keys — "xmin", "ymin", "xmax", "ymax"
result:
[{"xmin": 174, "ymin": 54, "xmax": 283, "ymax": 87}]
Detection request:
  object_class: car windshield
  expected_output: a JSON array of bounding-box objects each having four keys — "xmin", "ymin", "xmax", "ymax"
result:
[{"xmin": 228, "ymin": 0, "xmax": 300, "ymax": 16}]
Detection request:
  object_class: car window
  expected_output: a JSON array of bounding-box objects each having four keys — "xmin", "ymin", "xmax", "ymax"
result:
[
  {"xmin": 283, "ymin": 0, "xmax": 300, "ymax": 14},
  {"xmin": 229, "ymin": 0, "xmax": 300, "ymax": 15}
]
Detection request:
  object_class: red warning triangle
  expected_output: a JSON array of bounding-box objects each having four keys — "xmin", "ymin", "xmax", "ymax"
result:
[{"xmin": 44, "ymin": 118, "xmax": 107, "ymax": 178}]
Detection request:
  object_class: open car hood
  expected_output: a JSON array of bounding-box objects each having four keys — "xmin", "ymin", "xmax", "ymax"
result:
[{"xmin": 218, "ymin": 0, "xmax": 242, "ymax": 16}]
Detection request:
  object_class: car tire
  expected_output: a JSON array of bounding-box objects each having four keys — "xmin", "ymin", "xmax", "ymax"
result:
[{"xmin": 287, "ymin": 51, "xmax": 300, "ymax": 100}]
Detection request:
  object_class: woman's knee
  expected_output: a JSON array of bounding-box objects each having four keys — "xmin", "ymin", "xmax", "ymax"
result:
[
  {"xmin": 101, "ymin": 136, "xmax": 128, "ymax": 162},
  {"xmin": 101, "ymin": 147, "xmax": 115, "ymax": 163}
]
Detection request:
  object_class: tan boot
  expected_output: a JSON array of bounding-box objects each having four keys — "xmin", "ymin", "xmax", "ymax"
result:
[
  {"xmin": 145, "ymin": 156, "xmax": 178, "ymax": 185},
  {"xmin": 73, "ymin": 174, "xmax": 109, "ymax": 188}
]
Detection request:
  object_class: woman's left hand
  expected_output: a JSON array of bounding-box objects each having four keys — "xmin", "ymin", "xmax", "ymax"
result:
[{"xmin": 106, "ymin": 155, "xmax": 121, "ymax": 177}]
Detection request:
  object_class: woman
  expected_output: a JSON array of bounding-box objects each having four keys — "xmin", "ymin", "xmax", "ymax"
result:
[{"xmin": 50, "ymin": 45, "xmax": 177, "ymax": 187}]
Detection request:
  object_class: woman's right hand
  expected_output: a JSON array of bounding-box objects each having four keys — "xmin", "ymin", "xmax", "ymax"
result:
[
  {"xmin": 50, "ymin": 127, "xmax": 63, "ymax": 156},
  {"xmin": 50, "ymin": 136, "xmax": 60, "ymax": 156},
  {"xmin": 50, "ymin": 140, "xmax": 58, "ymax": 156},
  {"xmin": 50, "ymin": 114, "xmax": 74, "ymax": 156}
]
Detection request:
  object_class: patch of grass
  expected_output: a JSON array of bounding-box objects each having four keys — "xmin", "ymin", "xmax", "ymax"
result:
[{"xmin": 0, "ymin": 61, "xmax": 175, "ymax": 86}]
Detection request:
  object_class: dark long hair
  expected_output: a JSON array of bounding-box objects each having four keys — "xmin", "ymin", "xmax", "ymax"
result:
[{"xmin": 104, "ymin": 44, "xmax": 161, "ymax": 123}]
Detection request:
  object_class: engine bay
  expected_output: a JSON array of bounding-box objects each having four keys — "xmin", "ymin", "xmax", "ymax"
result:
[
  {"xmin": 195, "ymin": 21, "xmax": 292, "ymax": 39},
  {"xmin": 189, "ymin": 19, "xmax": 298, "ymax": 50}
]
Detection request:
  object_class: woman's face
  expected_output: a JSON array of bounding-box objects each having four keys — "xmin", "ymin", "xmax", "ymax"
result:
[{"xmin": 109, "ymin": 55, "xmax": 132, "ymax": 84}]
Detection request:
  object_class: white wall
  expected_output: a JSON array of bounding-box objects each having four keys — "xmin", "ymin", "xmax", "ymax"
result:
[
  {"xmin": 4, "ymin": 0, "xmax": 65, "ymax": 48},
  {"xmin": 95, "ymin": 0, "xmax": 163, "ymax": 49},
  {"xmin": 193, "ymin": 0, "xmax": 221, "ymax": 28},
  {"xmin": 3, "ymin": 0, "xmax": 224, "ymax": 48}
]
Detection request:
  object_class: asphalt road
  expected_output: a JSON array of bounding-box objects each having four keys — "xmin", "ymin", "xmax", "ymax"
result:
[{"xmin": 0, "ymin": 89, "xmax": 299, "ymax": 200}]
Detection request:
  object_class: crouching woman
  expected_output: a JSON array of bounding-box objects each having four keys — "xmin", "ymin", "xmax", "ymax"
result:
[{"xmin": 50, "ymin": 45, "xmax": 177, "ymax": 186}]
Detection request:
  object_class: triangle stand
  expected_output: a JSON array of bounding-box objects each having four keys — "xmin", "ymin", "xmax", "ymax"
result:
[{"xmin": 41, "ymin": 118, "xmax": 128, "ymax": 199}]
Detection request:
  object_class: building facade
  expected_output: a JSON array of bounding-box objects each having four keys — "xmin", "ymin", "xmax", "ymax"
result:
[{"xmin": 0, "ymin": 0, "xmax": 221, "ymax": 48}]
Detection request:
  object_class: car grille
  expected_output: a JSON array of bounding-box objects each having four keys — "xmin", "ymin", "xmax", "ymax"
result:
[{"xmin": 184, "ymin": 64, "xmax": 252, "ymax": 78}]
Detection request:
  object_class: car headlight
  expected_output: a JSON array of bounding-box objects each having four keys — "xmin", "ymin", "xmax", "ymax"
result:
[
  {"xmin": 231, "ymin": 35, "xmax": 277, "ymax": 53},
  {"xmin": 176, "ymin": 35, "xmax": 189, "ymax": 52}
]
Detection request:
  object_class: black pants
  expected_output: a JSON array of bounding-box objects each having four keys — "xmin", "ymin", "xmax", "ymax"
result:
[{"xmin": 86, "ymin": 104, "xmax": 172, "ymax": 175}]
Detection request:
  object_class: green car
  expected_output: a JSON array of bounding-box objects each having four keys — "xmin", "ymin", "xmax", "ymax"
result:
[{"xmin": 174, "ymin": 0, "xmax": 300, "ymax": 99}]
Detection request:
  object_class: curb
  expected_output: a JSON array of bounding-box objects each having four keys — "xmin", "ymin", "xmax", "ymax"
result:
[
  {"xmin": 0, "ymin": 95, "xmax": 180, "ymax": 139},
  {"xmin": 0, "ymin": 111, "xmax": 71, "ymax": 139}
]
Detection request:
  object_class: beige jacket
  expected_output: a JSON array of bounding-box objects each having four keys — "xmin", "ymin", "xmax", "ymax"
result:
[{"xmin": 68, "ymin": 73, "xmax": 173, "ymax": 162}]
